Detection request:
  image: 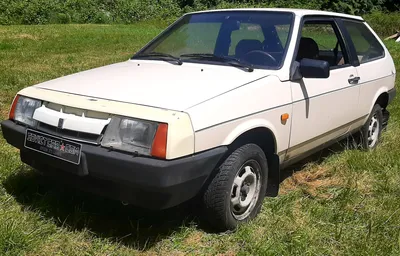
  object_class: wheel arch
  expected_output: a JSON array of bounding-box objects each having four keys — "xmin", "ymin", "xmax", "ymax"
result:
[
  {"xmin": 221, "ymin": 121, "xmax": 281, "ymax": 197},
  {"xmin": 371, "ymin": 88, "xmax": 390, "ymax": 112},
  {"xmin": 374, "ymin": 91, "xmax": 389, "ymax": 109},
  {"xmin": 222, "ymin": 119, "xmax": 278, "ymax": 155}
]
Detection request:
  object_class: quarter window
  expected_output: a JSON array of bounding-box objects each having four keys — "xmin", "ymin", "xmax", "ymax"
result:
[{"xmin": 342, "ymin": 20, "xmax": 385, "ymax": 64}]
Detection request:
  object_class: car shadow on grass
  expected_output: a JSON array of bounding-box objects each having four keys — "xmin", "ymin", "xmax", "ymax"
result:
[
  {"xmin": 2, "ymin": 137, "xmax": 356, "ymax": 249},
  {"xmin": 2, "ymin": 166, "xmax": 204, "ymax": 250}
]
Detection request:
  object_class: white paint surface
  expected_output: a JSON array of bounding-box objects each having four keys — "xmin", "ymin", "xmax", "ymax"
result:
[{"xmin": 34, "ymin": 60, "xmax": 271, "ymax": 111}]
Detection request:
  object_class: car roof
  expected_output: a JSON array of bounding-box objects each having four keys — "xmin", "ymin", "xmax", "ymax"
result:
[{"xmin": 187, "ymin": 8, "xmax": 364, "ymax": 21}]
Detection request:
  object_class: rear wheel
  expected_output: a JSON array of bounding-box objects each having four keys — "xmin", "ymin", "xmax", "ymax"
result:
[
  {"xmin": 202, "ymin": 144, "xmax": 268, "ymax": 231},
  {"xmin": 360, "ymin": 104, "xmax": 383, "ymax": 150}
]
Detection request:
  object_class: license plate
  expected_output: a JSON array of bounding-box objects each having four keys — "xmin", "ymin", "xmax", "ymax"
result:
[{"xmin": 24, "ymin": 129, "xmax": 82, "ymax": 165}]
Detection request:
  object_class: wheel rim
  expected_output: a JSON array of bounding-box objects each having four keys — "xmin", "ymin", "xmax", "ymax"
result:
[
  {"xmin": 230, "ymin": 160, "xmax": 261, "ymax": 220},
  {"xmin": 367, "ymin": 114, "xmax": 380, "ymax": 148}
]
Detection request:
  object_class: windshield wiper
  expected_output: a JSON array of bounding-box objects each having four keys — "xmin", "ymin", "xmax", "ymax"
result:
[
  {"xmin": 132, "ymin": 52, "xmax": 182, "ymax": 65},
  {"xmin": 180, "ymin": 53, "xmax": 254, "ymax": 72}
]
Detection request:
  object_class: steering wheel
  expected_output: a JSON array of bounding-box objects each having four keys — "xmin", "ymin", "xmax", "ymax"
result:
[{"xmin": 243, "ymin": 50, "xmax": 277, "ymax": 66}]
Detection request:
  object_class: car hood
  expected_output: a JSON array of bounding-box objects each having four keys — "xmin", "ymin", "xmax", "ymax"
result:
[{"xmin": 34, "ymin": 60, "xmax": 270, "ymax": 111}]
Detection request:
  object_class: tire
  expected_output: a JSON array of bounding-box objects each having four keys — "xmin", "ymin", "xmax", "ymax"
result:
[
  {"xmin": 360, "ymin": 104, "xmax": 383, "ymax": 150},
  {"xmin": 202, "ymin": 144, "xmax": 268, "ymax": 231}
]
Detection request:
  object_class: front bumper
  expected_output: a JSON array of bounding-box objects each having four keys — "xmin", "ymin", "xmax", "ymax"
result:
[{"xmin": 1, "ymin": 120, "xmax": 227, "ymax": 209}]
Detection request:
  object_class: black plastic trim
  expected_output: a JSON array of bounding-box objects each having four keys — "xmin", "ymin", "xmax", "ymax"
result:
[
  {"xmin": 335, "ymin": 18, "xmax": 360, "ymax": 67},
  {"xmin": 388, "ymin": 87, "xmax": 396, "ymax": 105},
  {"xmin": 281, "ymin": 115, "xmax": 368, "ymax": 169},
  {"xmin": 1, "ymin": 120, "xmax": 228, "ymax": 209}
]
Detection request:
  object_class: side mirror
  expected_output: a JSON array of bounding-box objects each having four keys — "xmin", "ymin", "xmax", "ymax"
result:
[{"xmin": 300, "ymin": 58, "xmax": 330, "ymax": 79}]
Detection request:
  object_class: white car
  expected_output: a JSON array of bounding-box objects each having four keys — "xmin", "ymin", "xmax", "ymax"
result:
[{"xmin": 1, "ymin": 8, "xmax": 396, "ymax": 231}]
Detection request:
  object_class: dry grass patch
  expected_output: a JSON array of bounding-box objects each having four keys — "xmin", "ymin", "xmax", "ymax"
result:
[
  {"xmin": 216, "ymin": 251, "xmax": 237, "ymax": 256},
  {"xmin": 351, "ymin": 171, "xmax": 374, "ymax": 195},
  {"xmin": 291, "ymin": 198, "xmax": 310, "ymax": 227},
  {"xmin": 145, "ymin": 249, "xmax": 188, "ymax": 256},
  {"xmin": 280, "ymin": 165, "xmax": 342, "ymax": 199},
  {"xmin": 183, "ymin": 231, "xmax": 203, "ymax": 247},
  {"xmin": 9, "ymin": 62, "xmax": 52, "ymax": 74},
  {"xmin": 0, "ymin": 107, "xmax": 8, "ymax": 120},
  {"xmin": 9, "ymin": 33, "xmax": 40, "ymax": 41}
]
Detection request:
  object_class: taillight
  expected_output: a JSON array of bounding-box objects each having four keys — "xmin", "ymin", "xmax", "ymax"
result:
[
  {"xmin": 8, "ymin": 95, "xmax": 20, "ymax": 120},
  {"xmin": 151, "ymin": 123, "xmax": 168, "ymax": 159}
]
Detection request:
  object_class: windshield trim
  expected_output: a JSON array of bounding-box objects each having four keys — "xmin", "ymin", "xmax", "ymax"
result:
[{"xmin": 132, "ymin": 10, "xmax": 296, "ymax": 71}]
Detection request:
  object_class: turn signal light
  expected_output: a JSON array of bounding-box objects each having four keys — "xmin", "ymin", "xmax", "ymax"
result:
[
  {"xmin": 281, "ymin": 113, "xmax": 289, "ymax": 121},
  {"xmin": 151, "ymin": 123, "xmax": 168, "ymax": 159},
  {"xmin": 8, "ymin": 95, "xmax": 20, "ymax": 120}
]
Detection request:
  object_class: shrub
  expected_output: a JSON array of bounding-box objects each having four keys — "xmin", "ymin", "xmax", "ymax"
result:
[
  {"xmin": 64, "ymin": 0, "xmax": 101, "ymax": 23},
  {"xmin": 55, "ymin": 13, "xmax": 72, "ymax": 24},
  {"xmin": 17, "ymin": 0, "xmax": 63, "ymax": 25},
  {"xmin": 0, "ymin": 0, "xmax": 399, "ymax": 26},
  {"xmin": 364, "ymin": 11, "xmax": 400, "ymax": 36}
]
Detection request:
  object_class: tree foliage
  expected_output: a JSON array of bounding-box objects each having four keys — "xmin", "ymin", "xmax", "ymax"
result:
[{"xmin": 0, "ymin": 0, "xmax": 399, "ymax": 25}]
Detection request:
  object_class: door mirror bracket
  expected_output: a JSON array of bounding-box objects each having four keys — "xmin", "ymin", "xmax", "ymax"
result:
[{"xmin": 290, "ymin": 61, "xmax": 303, "ymax": 81}]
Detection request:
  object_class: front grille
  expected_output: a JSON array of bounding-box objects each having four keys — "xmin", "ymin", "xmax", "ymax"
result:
[
  {"xmin": 37, "ymin": 122, "xmax": 102, "ymax": 145},
  {"xmin": 45, "ymin": 102, "xmax": 110, "ymax": 120}
]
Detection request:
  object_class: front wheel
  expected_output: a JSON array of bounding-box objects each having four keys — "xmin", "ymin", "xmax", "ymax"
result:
[{"xmin": 201, "ymin": 144, "xmax": 268, "ymax": 231}]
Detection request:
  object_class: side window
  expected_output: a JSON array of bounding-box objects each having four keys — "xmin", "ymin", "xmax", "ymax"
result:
[
  {"xmin": 228, "ymin": 23, "xmax": 265, "ymax": 56},
  {"xmin": 342, "ymin": 20, "xmax": 385, "ymax": 64},
  {"xmin": 296, "ymin": 22, "xmax": 349, "ymax": 68}
]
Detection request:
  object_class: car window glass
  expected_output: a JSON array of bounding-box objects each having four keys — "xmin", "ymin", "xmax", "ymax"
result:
[
  {"xmin": 276, "ymin": 24, "xmax": 291, "ymax": 46},
  {"xmin": 139, "ymin": 11, "xmax": 294, "ymax": 69},
  {"xmin": 342, "ymin": 20, "xmax": 384, "ymax": 64},
  {"xmin": 154, "ymin": 23, "xmax": 221, "ymax": 56},
  {"xmin": 297, "ymin": 22, "xmax": 349, "ymax": 68},
  {"xmin": 228, "ymin": 23, "xmax": 265, "ymax": 55}
]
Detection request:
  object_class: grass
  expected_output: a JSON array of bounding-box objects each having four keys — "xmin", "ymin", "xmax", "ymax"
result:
[{"xmin": 0, "ymin": 23, "xmax": 400, "ymax": 255}]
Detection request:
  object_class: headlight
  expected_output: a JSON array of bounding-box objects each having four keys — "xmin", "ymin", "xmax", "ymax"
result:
[
  {"xmin": 9, "ymin": 95, "xmax": 42, "ymax": 127},
  {"xmin": 101, "ymin": 116, "xmax": 168, "ymax": 157}
]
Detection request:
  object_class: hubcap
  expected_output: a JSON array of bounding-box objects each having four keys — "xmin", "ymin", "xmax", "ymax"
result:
[
  {"xmin": 230, "ymin": 160, "xmax": 261, "ymax": 220},
  {"xmin": 367, "ymin": 114, "xmax": 380, "ymax": 148}
]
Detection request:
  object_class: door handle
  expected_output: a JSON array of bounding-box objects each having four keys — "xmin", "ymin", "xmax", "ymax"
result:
[{"xmin": 348, "ymin": 76, "xmax": 360, "ymax": 84}]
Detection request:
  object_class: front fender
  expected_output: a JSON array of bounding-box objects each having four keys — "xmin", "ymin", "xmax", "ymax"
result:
[{"xmin": 222, "ymin": 118, "xmax": 278, "ymax": 150}]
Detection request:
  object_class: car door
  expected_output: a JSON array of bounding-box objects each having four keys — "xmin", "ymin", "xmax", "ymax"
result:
[{"xmin": 287, "ymin": 17, "xmax": 361, "ymax": 160}]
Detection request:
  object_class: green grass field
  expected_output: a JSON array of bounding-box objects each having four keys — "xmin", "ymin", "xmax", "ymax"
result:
[{"xmin": 0, "ymin": 23, "xmax": 400, "ymax": 255}]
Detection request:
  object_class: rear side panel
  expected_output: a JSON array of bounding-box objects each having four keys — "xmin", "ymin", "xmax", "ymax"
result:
[{"xmin": 341, "ymin": 20, "xmax": 396, "ymax": 120}]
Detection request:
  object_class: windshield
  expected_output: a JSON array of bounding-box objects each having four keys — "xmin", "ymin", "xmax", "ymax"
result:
[{"xmin": 135, "ymin": 11, "xmax": 294, "ymax": 69}]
